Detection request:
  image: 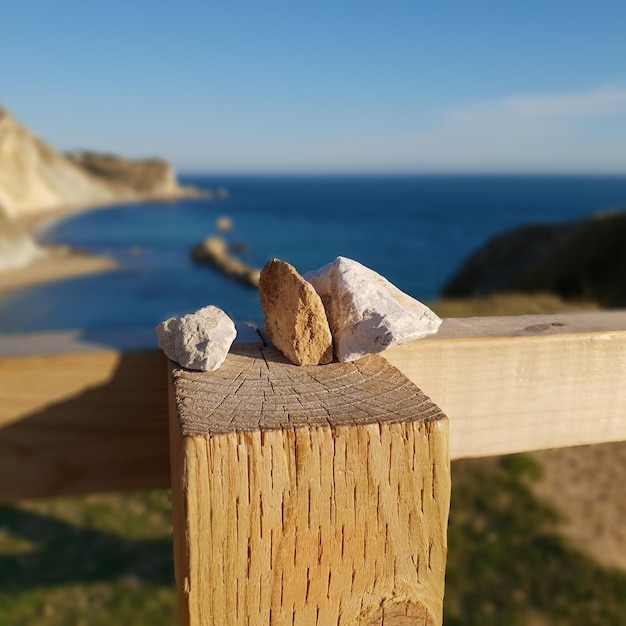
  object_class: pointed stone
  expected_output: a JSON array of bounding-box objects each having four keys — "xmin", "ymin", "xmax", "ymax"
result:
[
  {"xmin": 305, "ymin": 256, "xmax": 441, "ymax": 362},
  {"xmin": 156, "ymin": 305, "xmax": 237, "ymax": 371},
  {"xmin": 259, "ymin": 258, "xmax": 333, "ymax": 365}
]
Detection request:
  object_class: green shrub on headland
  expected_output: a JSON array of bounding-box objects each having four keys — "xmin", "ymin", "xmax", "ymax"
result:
[{"xmin": 442, "ymin": 210, "xmax": 626, "ymax": 309}]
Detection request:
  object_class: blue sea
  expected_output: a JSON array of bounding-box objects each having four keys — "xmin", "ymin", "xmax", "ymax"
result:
[{"xmin": 2, "ymin": 174, "xmax": 626, "ymax": 336}]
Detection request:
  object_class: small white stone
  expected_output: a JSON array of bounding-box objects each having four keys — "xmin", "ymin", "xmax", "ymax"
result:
[
  {"xmin": 156, "ymin": 305, "xmax": 237, "ymax": 371},
  {"xmin": 305, "ymin": 257, "xmax": 441, "ymax": 362}
]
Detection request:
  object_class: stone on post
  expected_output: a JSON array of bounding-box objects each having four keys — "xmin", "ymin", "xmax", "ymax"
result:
[
  {"xmin": 168, "ymin": 339, "xmax": 451, "ymax": 625},
  {"xmin": 259, "ymin": 258, "xmax": 333, "ymax": 365},
  {"xmin": 156, "ymin": 305, "xmax": 237, "ymax": 371},
  {"xmin": 305, "ymin": 256, "xmax": 441, "ymax": 362}
]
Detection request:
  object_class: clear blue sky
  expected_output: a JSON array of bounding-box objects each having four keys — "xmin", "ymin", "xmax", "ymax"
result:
[{"xmin": 3, "ymin": 1, "xmax": 626, "ymax": 173}]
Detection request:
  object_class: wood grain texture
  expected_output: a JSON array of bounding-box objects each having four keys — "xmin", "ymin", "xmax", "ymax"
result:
[
  {"xmin": 1, "ymin": 312, "xmax": 625, "ymax": 501},
  {"xmin": 384, "ymin": 311, "xmax": 626, "ymax": 458},
  {"xmin": 0, "ymin": 349, "xmax": 170, "ymax": 500},
  {"xmin": 169, "ymin": 346, "xmax": 450, "ymax": 625}
]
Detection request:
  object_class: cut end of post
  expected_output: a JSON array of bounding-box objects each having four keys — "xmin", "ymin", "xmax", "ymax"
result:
[{"xmin": 171, "ymin": 342, "xmax": 445, "ymax": 436}]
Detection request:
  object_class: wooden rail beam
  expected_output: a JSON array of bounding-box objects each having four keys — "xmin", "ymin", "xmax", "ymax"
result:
[
  {"xmin": 169, "ymin": 343, "xmax": 450, "ymax": 625},
  {"xmin": 1, "ymin": 311, "xmax": 625, "ymax": 501},
  {"xmin": 0, "ymin": 348, "xmax": 170, "ymax": 500},
  {"xmin": 384, "ymin": 310, "xmax": 626, "ymax": 459}
]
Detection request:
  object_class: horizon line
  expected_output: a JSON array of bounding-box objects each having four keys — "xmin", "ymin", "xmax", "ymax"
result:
[{"xmin": 177, "ymin": 169, "xmax": 626, "ymax": 178}]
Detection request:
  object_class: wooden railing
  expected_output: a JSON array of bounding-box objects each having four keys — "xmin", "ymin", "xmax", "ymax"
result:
[{"xmin": 2, "ymin": 310, "xmax": 626, "ymax": 624}]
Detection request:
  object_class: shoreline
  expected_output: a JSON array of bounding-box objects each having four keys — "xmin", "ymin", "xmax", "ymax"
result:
[
  {"xmin": 16, "ymin": 186, "xmax": 206, "ymax": 233},
  {"xmin": 0, "ymin": 187, "xmax": 206, "ymax": 297},
  {"xmin": 0, "ymin": 246, "xmax": 118, "ymax": 297}
]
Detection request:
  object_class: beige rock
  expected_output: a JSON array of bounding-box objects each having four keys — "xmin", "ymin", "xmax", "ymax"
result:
[
  {"xmin": 191, "ymin": 235, "xmax": 260, "ymax": 288},
  {"xmin": 66, "ymin": 151, "xmax": 182, "ymax": 196},
  {"xmin": 259, "ymin": 258, "xmax": 333, "ymax": 365},
  {"xmin": 216, "ymin": 216, "xmax": 232, "ymax": 232}
]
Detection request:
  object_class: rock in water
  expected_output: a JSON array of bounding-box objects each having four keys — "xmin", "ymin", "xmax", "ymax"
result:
[
  {"xmin": 156, "ymin": 305, "xmax": 237, "ymax": 371},
  {"xmin": 191, "ymin": 236, "xmax": 260, "ymax": 288},
  {"xmin": 305, "ymin": 256, "xmax": 441, "ymax": 362},
  {"xmin": 259, "ymin": 259, "xmax": 333, "ymax": 365}
]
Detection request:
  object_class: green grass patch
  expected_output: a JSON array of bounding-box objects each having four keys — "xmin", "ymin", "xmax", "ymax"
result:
[
  {"xmin": 446, "ymin": 455, "xmax": 626, "ymax": 625},
  {"xmin": 1, "ymin": 458, "xmax": 625, "ymax": 624},
  {"xmin": 0, "ymin": 491, "xmax": 175, "ymax": 625}
]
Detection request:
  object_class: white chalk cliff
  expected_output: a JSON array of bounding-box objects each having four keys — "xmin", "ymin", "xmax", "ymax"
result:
[
  {"xmin": 0, "ymin": 105, "xmax": 190, "ymax": 219},
  {"xmin": 0, "ymin": 106, "xmax": 115, "ymax": 218},
  {"xmin": 0, "ymin": 103, "xmax": 193, "ymax": 271},
  {"xmin": 0, "ymin": 203, "xmax": 42, "ymax": 270}
]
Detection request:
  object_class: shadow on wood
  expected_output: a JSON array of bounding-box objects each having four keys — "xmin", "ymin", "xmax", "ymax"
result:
[{"xmin": 0, "ymin": 351, "xmax": 171, "ymax": 501}]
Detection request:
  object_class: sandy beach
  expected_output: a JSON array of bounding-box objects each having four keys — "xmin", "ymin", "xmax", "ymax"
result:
[
  {"xmin": 0, "ymin": 245, "xmax": 117, "ymax": 297},
  {"xmin": 0, "ymin": 201, "xmax": 121, "ymax": 298},
  {"xmin": 0, "ymin": 188, "xmax": 205, "ymax": 298}
]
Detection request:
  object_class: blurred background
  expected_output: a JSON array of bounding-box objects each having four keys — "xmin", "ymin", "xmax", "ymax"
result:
[{"xmin": 1, "ymin": 2, "xmax": 626, "ymax": 624}]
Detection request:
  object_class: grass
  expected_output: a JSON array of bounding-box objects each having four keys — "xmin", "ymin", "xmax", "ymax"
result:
[
  {"xmin": 435, "ymin": 294, "xmax": 626, "ymax": 624},
  {"xmin": 446, "ymin": 455, "xmax": 626, "ymax": 625},
  {"xmin": 2, "ymin": 458, "xmax": 626, "ymax": 624},
  {"xmin": 0, "ymin": 491, "xmax": 175, "ymax": 626}
]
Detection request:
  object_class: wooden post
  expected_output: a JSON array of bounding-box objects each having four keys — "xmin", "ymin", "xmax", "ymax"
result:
[{"xmin": 168, "ymin": 341, "xmax": 450, "ymax": 625}]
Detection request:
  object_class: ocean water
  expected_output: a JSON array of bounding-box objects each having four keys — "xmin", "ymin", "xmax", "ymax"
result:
[{"xmin": 1, "ymin": 174, "xmax": 626, "ymax": 337}]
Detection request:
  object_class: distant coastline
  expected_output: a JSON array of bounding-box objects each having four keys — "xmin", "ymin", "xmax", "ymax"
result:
[
  {"xmin": 0, "ymin": 186, "xmax": 209, "ymax": 297},
  {"xmin": 0, "ymin": 105, "xmax": 202, "ymax": 220},
  {"xmin": 3, "ymin": 174, "xmax": 625, "ymax": 336},
  {"xmin": 18, "ymin": 184, "xmax": 206, "ymax": 233},
  {"xmin": 0, "ymin": 103, "xmax": 210, "ymax": 295},
  {"xmin": 0, "ymin": 245, "xmax": 117, "ymax": 297}
]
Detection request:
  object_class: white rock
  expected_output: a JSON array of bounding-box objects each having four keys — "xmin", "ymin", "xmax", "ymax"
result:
[
  {"xmin": 156, "ymin": 305, "xmax": 237, "ymax": 371},
  {"xmin": 305, "ymin": 256, "xmax": 441, "ymax": 362}
]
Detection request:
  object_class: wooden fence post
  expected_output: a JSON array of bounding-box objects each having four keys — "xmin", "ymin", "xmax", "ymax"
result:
[{"xmin": 169, "ymin": 341, "xmax": 450, "ymax": 625}]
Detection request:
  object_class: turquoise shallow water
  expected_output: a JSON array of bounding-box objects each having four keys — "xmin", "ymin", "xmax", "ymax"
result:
[{"xmin": 1, "ymin": 174, "xmax": 626, "ymax": 337}]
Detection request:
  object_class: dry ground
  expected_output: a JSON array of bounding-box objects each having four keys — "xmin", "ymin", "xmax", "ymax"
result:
[{"xmin": 532, "ymin": 441, "xmax": 626, "ymax": 571}]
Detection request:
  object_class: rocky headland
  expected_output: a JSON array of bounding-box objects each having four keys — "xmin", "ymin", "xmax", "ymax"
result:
[
  {"xmin": 0, "ymin": 105, "xmax": 198, "ymax": 220},
  {"xmin": 441, "ymin": 210, "xmax": 626, "ymax": 309},
  {"xmin": 0, "ymin": 104, "xmax": 200, "ymax": 284},
  {"xmin": 65, "ymin": 150, "xmax": 192, "ymax": 199}
]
